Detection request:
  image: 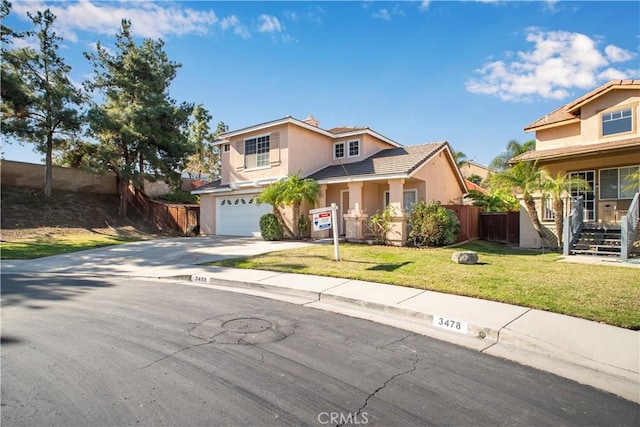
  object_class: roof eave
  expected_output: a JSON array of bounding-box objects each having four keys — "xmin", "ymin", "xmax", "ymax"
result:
[
  {"xmin": 524, "ymin": 117, "xmax": 580, "ymax": 133},
  {"xmin": 316, "ymin": 173, "xmax": 409, "ymax": 185}
]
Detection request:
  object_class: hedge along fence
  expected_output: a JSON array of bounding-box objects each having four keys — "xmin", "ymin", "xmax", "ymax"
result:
[
  {"xmin": 128, "ymin": 186, "xmax": 200, "ymax": 236},
  {"xmin": 1, "ymin": 160, "xmax": 118, "ymax": 194}
]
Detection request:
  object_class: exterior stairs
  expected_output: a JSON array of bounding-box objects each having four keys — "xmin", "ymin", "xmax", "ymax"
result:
[{"xmin": 571, "ymin": 225, "xmax": 623, "ymax": 257}]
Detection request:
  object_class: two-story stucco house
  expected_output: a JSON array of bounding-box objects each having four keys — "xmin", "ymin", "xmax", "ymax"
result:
[
  {"xmin": 513, "ymin": 79, "xmax": 640, "ymax": 249},
  {"xmin": 193, "ymin": 115, "xmax": 467, "ymax": 245}
]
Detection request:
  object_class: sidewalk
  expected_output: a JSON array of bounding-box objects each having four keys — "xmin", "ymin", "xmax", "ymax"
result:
[{"xmin": 178, "ymin": 265, "xmax": 639, "ymax": 403}]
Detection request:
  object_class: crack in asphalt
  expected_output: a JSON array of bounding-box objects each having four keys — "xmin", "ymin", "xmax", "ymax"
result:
[{"xmin": 339, "ymin": 351, "xmax": 420, "ymax": 427}]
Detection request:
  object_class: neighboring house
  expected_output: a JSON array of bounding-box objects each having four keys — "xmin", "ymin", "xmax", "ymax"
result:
[
  {"xmin": 193, "ymin": 115, "xmax": 467, "ymax": 244},
  {"xmin": 459, "ymin": 160, "xmax": 495, "ymax": 182},
  {"xmin": 512, "ymin": 79, "xmax": 640, "ymax": 248}
]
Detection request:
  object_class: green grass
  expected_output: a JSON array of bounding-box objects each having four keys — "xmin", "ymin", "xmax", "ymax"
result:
[
  {"xmin": 210, "ymin": 240, "xmax": 640, "ymax": 329},
  {"xmin": 1, "ymin": 234, "xmax": 140, "ymax": 260}
]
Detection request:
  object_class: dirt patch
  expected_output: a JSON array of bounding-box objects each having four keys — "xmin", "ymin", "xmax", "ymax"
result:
[{"xmin": 1, "ymin": 185, "xmax": 169, "ymax": 241}]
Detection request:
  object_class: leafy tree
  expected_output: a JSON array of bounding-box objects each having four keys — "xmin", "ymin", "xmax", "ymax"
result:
[
  {"xmin": 407, "ymin": 201, "xmax": 460, "ymax": 247},
  {"xmin": 490, "ymin": 161, "xmax": 549, "ymax": 246},
  {"xmin": 464, "ymin": 189, "xmax": 520, "ymax": 212},
  {"xmin": 1, "ymin": 8, "xmax": 84, "ymax": 197},
  {"xmin": 544, "ymin": 172, "xmax": 591, "ymax": 248},
  {"xmin": 490, "ymin": 139, "xmax": 535, "ymax": 171},
  {"xmin": 84, "ymin": 19, "xmax": 194, "ymax": 216},
  {"xmin": 466, "ymin": 173, "xmax": 483, "ymax": 186},
  {"xmin": 53, "ymin": 137, "xmax": 97, "ymax": 169},
  {"xmin": 184, "ymin": 105, "xmax": 225, "ymax": 182}
]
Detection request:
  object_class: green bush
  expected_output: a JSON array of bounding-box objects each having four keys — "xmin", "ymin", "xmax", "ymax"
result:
[
  {"xmin": 260, "ymin": 213, "xmax": 284, "ymax": 241},
  {"xmin": 407, "ymin": 201, "xmax": 460, "ymax": 247}
]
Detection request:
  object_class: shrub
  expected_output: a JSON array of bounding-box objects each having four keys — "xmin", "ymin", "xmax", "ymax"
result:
[
  {"xmin": 407, "ymin": 201, "xmax": 460, "ymax": 247},
  {"xmin": 260, "ymin": 213, "xmax": 284, "ymax": 241},
  {"xmin": 155, "ymin": 190, "xmax": 199, "ymax": 204},
  {"xmin": 369, "ymin": 205, "xmax": 395, "ymax": 244}
]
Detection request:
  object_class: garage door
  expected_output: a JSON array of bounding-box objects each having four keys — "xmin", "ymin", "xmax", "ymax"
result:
[{"xmin": 215, "ymin": 195, "xmax": 272, "ymax": 237}]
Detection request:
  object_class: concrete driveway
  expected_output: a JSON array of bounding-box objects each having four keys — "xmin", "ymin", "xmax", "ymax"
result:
[{"xmin": 1, "ymin": 236, "xmax": 313, "ymax": 277}]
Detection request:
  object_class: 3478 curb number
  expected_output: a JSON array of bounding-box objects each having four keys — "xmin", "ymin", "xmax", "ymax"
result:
[{"xmin": 433, "ymin": 316, "xmax": 468, "ymax": 334}]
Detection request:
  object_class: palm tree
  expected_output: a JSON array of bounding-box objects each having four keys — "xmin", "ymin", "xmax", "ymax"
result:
[
  {"xmin": 544, "ymin": 172, "xmax": 591, "ymax": 248},
  {"xmin": 280, "ymin": 173, "xmax": 319, "ymax": 238},
  {"xmin": 490, "ymin": 161, "xmax": 549, "ymax": 245},
  {"xmin": 490, "ymin": 139, "xmax": 535, "ymax": 171},
  {"xmin": 255, "ymin": 173, "xmax": 319, "ymax": 239},
  {"xmin": 255, "ymin": 180, "xmax": 294, "ymax": 239},
  {"xmin": 451, "ymin": 149, "xmax": 468, "ymax": 168}
]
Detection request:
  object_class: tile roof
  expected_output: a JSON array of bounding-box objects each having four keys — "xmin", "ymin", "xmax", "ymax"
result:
[
  {"xmin": 510, "ymin": 137, "xmax": 640, "ymax": 163},
  {"xmin": 524, "ymin": 79, "xmax": 640, "ymax": 131},
  {"xmin": 306, "ymin": 142, "xmax": 447, "ymax": 181},
  {"xmin": 464, "ymin": 180, "xmax": 488, "ymax": 195},
  {"xmin": 328, "ymin": 126, "xmax": 368, "ymax": 134}
]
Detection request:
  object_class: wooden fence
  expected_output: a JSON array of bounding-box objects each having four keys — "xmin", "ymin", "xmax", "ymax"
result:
[
  {"xmin": 128, "ymin": 186, "xmax": 200, "ymax": 236},
  {"xmin": 443, "ymin": 205, "xmax": 482, "ymax": 243},
  {"xmin": 480, "ymin": 212, "xmax": 519, "ymax": 245}
]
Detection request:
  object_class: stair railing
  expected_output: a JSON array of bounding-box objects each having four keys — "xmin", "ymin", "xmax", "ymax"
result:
[
  {"xmin": 621, "ymin": 192, "xmax": 639, "ymax": 261},
  {"xmin": 563, "ymin": 196, "xmax": 584, "ymax": 256}
]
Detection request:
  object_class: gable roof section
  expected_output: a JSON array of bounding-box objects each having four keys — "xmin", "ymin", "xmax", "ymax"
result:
[
  {"xmin": 213, "ymin": 116, "xmax": 402, "ymax": 148},
  {"xmin": 306, "ymin": 142, "xmax": 467, "ymax": 193},
  {"xmin": 524, "ymin": 79, "xmax": 640, "ymax": 132},
  {"xmin": 511, "ymin": 137, "xmax": 640, "ymax": 163}
]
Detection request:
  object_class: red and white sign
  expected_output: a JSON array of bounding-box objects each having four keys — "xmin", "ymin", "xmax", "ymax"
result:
[{"xmin": 312, "ymin": 211, "xmax": 332, "ymax": 231}]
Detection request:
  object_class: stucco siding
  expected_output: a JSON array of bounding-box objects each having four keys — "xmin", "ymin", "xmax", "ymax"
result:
[
  {"xmin": 200, "ymin": 194, "xmax": 216, "ymax": 235},
  {"xmin": 535, "ymin": 89, "xmax": 640, "ymax": 151},
  {"xmin": 286, "ymin": 125, "xmax": 334, "ymax": 176},
  {"xmin": 411, "ymin": 151, "xmax": 464, "ymax": 204}
]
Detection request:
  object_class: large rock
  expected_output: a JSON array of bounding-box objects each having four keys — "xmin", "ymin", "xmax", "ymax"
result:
[{"xmin": 451, "ymin": 251, "xmax": 478, "ymax": 265}]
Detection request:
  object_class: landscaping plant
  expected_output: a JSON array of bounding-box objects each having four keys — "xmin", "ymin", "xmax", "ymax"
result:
[
  {"xmin": 407, "ymin": 201, "xmax": 460, "ymax": 247},
  {"xmin": 259, "ymin": 213, "xmax": 284, "ymax": 241}
]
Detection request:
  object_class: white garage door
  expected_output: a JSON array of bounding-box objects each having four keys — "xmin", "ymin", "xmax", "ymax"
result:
[{"xmin": 215, "ymin": 195, "xmax": 272, "ymax": 237}]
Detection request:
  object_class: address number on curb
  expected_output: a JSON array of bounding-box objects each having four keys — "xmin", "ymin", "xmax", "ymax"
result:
[
  {"xmin": 191, "ymin": 274, "xmax": 211, "ymax": 284},
  {"xmin": 433, "ymin": 316, "xmax": 468, "ymax": 334}
]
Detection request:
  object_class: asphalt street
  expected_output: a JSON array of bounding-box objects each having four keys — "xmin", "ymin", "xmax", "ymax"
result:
[{"xmin": 1, "ymin": 272, "xmax": 637, "ymax": 426}]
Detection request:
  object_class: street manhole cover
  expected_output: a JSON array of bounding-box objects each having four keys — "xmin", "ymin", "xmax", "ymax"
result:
[
  {"xmin": 222, "ymin": 318, "xmax": 272, "ymax": 334},
  {"xmin": 190, "ymin": 315, "xmax": 295, "ymax": 345}
]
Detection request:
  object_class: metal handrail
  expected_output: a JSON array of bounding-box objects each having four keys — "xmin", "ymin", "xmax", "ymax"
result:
[
  {"xmin": 621, "ymin": 192, "xmax": 639, "ymax": 261},
  {"xmin": 563, "ymin": 196, "xmax": 584, "ymax": 256}
]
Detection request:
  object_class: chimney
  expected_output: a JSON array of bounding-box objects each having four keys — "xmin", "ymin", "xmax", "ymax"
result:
[{"xmin": 304, "ymin": 115, "xmax": 319, "ymax": 127}]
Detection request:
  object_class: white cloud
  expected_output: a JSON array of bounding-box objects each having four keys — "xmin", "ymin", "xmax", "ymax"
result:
[
  {"xmin": 258, "ymin": 14, "xmax": 282, "ymax": 33},
  {"xmin": 605, "ymin": 44, "xmax": 635, "ymax": 62},
  {"xmin": 466, "ymin": 29, "xmax": 637, "ymax": 102},
  {"xmin": 419, "ymin": 1, "xmax": 430, "ymax": 11},
  {"xmin": 221, "ymin": 15, "xmax": 250, "ymax": 39},
  {"xmin": 10, "ymin": 0, "xmax": 220, "ymax": 41},
  {"xmin": 372, "ymin": 9, "xmax": 391, "ymax": 21}
]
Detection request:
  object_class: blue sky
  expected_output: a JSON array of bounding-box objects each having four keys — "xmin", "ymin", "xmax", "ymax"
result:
[{"xmin": 3, "ymin": 0, "xmax": 639, "ymax": 167}]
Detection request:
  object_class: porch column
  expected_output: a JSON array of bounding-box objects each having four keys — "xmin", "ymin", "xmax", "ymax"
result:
[
  {"xmin": 311, "ymin": 184, "xmax": 330, "ymax": 239},
  {"xmin": 387, "ymin": 178, "xmax": 407, "ymax": 245},
  {"xmin": 344, "ymin": 181, "xmax": 368, "ymax": 241}
]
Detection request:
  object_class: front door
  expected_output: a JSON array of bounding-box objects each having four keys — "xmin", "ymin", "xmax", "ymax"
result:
[{"xmin": 569, "ymin": 170, "xmax": 595, "ymax": 221}]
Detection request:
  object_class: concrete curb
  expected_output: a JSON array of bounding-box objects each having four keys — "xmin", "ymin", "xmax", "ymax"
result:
[{"xmin": 186, "ymin": 268, "xmax": 640, "ymax": 403}]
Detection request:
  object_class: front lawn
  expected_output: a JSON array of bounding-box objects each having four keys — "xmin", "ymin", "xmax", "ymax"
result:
[
  {"xmin": 211, "ymin": 240, "xmax": 640, "ymax": 329},
  {"xmin": 1, "ymin": 233, "xmax": 140, "ymax": 260}
]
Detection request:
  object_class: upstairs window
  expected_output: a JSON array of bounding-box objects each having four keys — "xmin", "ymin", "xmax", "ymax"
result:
[
  {"xmin": 245, "ymin": 135, "xmax": 270, "ymax": 169},
  {"xmin": 601, "ymin": 107, "xmax": 633, "ymax": 137},
  {"xmin": 348, "ymin": 140, "xmax": 360, "ymax": 157},
  {"xmin": 223, "ymin": 143, "xmax": 230, "ymax": 152},
  {"xmin": 334, "ymin": 142, "xmax": 345, "ymax": 159}
]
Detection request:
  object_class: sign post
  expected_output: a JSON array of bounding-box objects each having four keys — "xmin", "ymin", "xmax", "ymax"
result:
[{"xmin": 310, "ymin": 203, "xmax": 340, "ymax": 261}]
